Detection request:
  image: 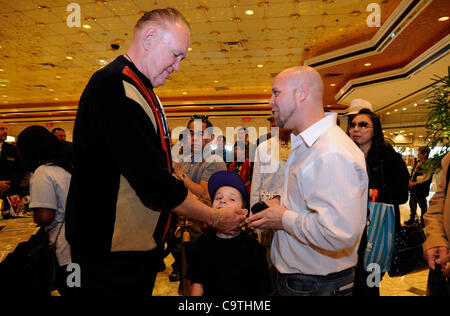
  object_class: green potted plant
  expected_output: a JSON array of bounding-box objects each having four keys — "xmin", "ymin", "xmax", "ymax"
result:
[{"xmin": 421, "ymin": 66, "xmax": 450, "ymax": 175}]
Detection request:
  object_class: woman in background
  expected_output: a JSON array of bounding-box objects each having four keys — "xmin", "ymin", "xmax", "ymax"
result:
[
  {"xmin": 348, "ymin": 109, "xmax": 410, "ymax": 296},
  {"xmin": 17, "ymin": 126, "xmax": 73, "ymax": 295}
]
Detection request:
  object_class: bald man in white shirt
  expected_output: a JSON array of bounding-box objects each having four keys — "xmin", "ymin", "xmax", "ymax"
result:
[{"xmin": 247, "ymin": 66, "xmax": 368, "ymax": 296}]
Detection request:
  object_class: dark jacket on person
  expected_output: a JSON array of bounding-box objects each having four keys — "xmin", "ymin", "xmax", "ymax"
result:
[
  {"xmin": 366, "ymin": 143, "xmax": 409, "ymax": 206},
  {"xmin": 0, "ymin": 142, "xmax": 24, "ymax": 199},
  {"xmin": 366, "ymin": 143, "xmax": 409, "ymax": 231},
  {"xmin": 65, "ymin": 56, "xmax": 188, "ymax": 261},
  {"xmin": 410, "ymin": 159, "xmax": 433, "ymax": 197}
]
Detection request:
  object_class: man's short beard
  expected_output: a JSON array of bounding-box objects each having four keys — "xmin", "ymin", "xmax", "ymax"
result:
[
  {"xmin": 276, "ymin": 107, "xmax": 295, "ymax": 129},
  {"xmin": 276, "ymin": 117, "xmax": 285, "ymax": 128}
]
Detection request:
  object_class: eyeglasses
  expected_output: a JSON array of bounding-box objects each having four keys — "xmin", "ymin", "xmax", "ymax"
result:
[{"xmin": 349, "ymin": 121, "xmax": 372, "ymax": 129}]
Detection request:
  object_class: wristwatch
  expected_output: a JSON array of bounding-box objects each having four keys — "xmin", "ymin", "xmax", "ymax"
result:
[{"xmin": 180, "ymin": 172, "xmax": 187, "ymax": 180}]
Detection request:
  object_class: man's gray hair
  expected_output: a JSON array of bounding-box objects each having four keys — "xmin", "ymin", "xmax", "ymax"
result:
[{"xmin": 135, "ymin": 8, "xmax": 191, "ymax": 32}]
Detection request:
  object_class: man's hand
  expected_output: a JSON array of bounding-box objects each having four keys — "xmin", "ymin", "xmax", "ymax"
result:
[
  {"xmin": 215, "ymin": 206, "xmax": 247, "ymax": 235},
  {"xmin": 172, "ymin": 161, "xmax": 183, "ymax": 177},
  {"xmin": 436, "ymin": 252, "xmax": 450, "ymax": 278},
  {"xmin": 0, "ymin": 181, "xmax": 11, "ymax": 196},
  {"xmin": 265, "ymin": 196, "xmax": 280, "ymax": 208},
  {"xmin": 246, "ymin": 204, "xmax": 287, "ymax": 230},
  {"xmin": 424, "ymin": 246, "xmax": 449, "ymax": 270}
]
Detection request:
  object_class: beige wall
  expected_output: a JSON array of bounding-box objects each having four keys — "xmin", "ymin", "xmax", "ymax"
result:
[{"xmin": 5, "ymin": 122, "xmax": 75, "ymax": 142}]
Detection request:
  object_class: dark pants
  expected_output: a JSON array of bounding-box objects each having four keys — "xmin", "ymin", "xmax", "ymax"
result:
[
  {"xmin": 276, "ymin": 267, "xmax": 355, "ymax": 296},
  {"xmin": 427, "ymin": 268, "xmax": 450, "ymax": 296},
  {"xmin": 72, "ymin": 249, "xmax": 162, "ymax": 296},
  {"xmin": 353, "ymin": 267, "xmax": 385, "ymax": 296},
  {"xmin": 409, "ymin": 191, "xmax": 428, "ymax": 221}
]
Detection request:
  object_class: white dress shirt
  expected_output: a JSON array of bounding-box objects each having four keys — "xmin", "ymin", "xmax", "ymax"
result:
[{"xmin": 271, "ymin": 112, "xmax": 368, "ymax": 276}]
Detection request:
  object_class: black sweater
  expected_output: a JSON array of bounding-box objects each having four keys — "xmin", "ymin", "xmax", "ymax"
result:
[
  {"xmin": 186, "ymin": 231, "xmax": 272, "ymax": 297},
  {"xmin": 65, "ymin": 56, "xmax": 188, "ymax": 259}
]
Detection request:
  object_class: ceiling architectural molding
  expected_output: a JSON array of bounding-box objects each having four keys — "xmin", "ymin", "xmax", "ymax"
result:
[
  {"xmin": 336, "ymin": 35, "xmax": 450, "ymax": 105},
  {"xmin": 305, "ymin": 0, "xmax": 428, "ymax": 69}
]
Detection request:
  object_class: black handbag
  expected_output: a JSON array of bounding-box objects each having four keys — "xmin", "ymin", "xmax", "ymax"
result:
[
  {"xmin": 0, "ymin": 224, "xmax": 62, "ymax": 295},
  {"xmin": 388, "ymin": 222, "xmax": 427, "ymax": 277},
  {"xmin": 29, "ymin": 226, "xmax": 61, "ymax": 293}
]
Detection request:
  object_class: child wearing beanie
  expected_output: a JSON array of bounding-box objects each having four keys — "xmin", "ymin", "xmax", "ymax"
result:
[{"xmin": 186, "ymin": 171, "xmax": 272, "ymax": 296}]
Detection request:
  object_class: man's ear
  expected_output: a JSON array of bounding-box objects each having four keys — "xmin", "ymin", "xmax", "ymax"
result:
[
  {"xmin": 294, "ymin": 84, "xmax": 309, "ymax": 104},
  {"xmin": 142, "ymin": 26, "xmax": 158, "ymax": 51}
]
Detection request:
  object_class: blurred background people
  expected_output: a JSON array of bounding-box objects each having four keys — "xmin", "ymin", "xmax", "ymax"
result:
[
  {"xmin": 0, "ymin": 121, "xmax": 24, "ymax": 215},
  {"xmin": 407, "ymin": 146, "xmax": 433, "ymax": 226},
  {"xmin": 423, "ymin": 151, "xmax": 450, "ymax": 296}
]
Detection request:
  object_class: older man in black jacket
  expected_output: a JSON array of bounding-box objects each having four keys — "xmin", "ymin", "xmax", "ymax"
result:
[{"xmin": 65, "ymin": 8, "xmax": 246, "ymax": 295}]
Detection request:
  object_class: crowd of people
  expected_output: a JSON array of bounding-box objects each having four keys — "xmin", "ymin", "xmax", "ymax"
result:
[{"xmin": 0, "ymin": 8, "xmax": 449, "ymax": 297}]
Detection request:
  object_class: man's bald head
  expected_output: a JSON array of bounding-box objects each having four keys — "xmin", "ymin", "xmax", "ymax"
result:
[
  {"xmin": 270, "ymin": 66, "xmax": 325, "ymax": 132},
  {"xmin": 277, "ymin": 66, "xmax": 324, "ymax": 106}
]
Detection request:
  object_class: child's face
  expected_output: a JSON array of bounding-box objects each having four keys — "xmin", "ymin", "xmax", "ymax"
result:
[{"xmin": 212, "ymin": 186, "xmax": 244, "ymax": 210}]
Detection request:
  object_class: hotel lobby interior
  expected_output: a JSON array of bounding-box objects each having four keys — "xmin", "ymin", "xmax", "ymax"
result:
[{"xmin": 0, "ymin": 0, "xmax": 449, "ymax": 296}]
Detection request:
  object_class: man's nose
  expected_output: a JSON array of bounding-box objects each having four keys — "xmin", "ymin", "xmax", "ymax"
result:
[{"xmin": 172, "ymin": 59, "xmax": 181, "ymax": 71}]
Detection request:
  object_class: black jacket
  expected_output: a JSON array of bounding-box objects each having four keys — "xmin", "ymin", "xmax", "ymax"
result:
[
  {"xmin": 366, "ymin": 144, "xmax": 409, "ymax": 206},
  {"xmin": 410, "ymin": 160, "xmax": 432, "ymax": 197},
  {"xmin": 0, "ymin": 142, "xmax": 23, "ymax": 198}
]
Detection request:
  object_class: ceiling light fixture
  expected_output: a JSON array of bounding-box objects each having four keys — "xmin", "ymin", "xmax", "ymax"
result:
[
  {"xmin": 438, "ymin": 16, "xmax": 449, "ymax": 22},
  {"xmin": 82, "ymin": 24, "xmax": 91, "ymax": 29},
  {"xmin": 349, "ymin": 10, "xmax": 361, "ymax": 16},
  {"xmin": 257, "ymin": 64, "xmax": 264, "ymax": 68},
  {"xmin": 364, "ymin": 63, "xmax": 372, "ymax": 67},
  {"xmin": 245, "ymin": 10, "xmax": 254, "ymax": 15}
]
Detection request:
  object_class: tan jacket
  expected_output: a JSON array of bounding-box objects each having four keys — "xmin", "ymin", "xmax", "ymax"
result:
[{"xmin": 423, "ymin": 152, "xmax": 450, "ymax": 250}]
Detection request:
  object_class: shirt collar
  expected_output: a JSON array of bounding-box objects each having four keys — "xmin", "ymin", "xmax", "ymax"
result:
[
  {"xmin": 119, "ymin": 55, "xmax": 154, "ymax": 90},
  {"xmin": 291, "ymin": 112, "xmax": 337, "ymax": 149}
]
